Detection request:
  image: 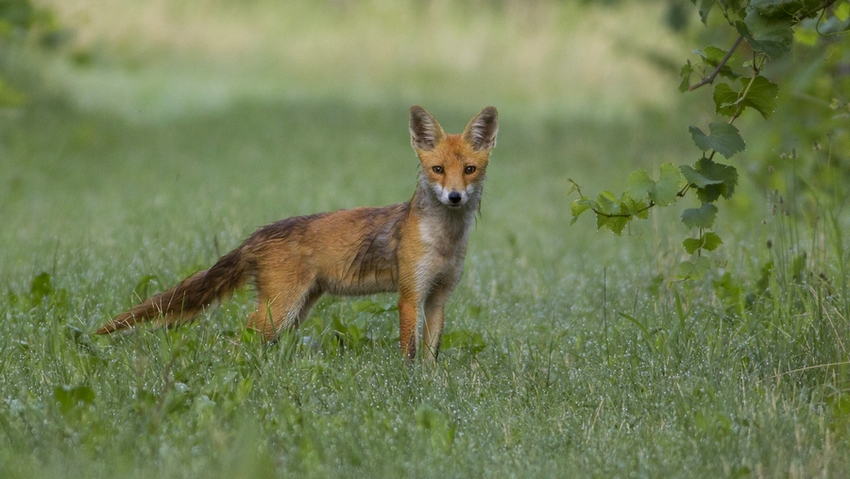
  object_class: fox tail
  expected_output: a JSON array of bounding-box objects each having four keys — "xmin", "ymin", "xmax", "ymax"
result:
[{"xmin": 96, "ymin": 247, "xmax": 249, "ymax": 334}]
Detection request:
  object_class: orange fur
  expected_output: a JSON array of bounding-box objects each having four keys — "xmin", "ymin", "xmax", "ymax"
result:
[{"xmin": 97, "ymin": 106, "xmax": 499, "ymax": 361}]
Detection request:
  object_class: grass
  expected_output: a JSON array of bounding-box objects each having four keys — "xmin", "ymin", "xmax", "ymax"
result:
[{"xmin": 2, "ymin": 1, "xmax": 850, "ymax": 477}]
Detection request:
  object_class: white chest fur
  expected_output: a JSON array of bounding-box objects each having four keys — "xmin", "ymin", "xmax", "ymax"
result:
[{"xmin": 414, "ymin": 209, "xmax": 474, "ymax": 297}]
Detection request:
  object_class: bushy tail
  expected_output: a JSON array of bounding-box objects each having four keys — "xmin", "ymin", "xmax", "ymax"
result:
[{"xmin": 97, "ymin": 247, "xmax": 249, "ymax": 334}]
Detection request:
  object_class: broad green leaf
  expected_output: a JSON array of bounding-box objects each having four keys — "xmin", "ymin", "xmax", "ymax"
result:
[
  {"xmin": 677, "ymin": 257, "xmax": 711, "ymax": 280},
  {"xmin": 743, "ymin": 75, "xmax": 779, "ymax": 119},
  {"xmin": 622, "ymin": 196, "xmax": 649, "ymax": 219},
  {"xmin": 696, "ymin": 0, "xmax": 717, "ymax": 24},
  {"xmin": 694, "ymin": 46, "xmax": 740, "ymax": 80},
  {"xmin": 713, "ymin": 83, "xmax": 740, "ymax": 117},
  {"xmin": 736, "ymin": 10, "xmax": 793, "ymax": 58},
  {"xmin": 626, "ymin": 169, "xmax": 655, "ymax": 200},
  {"xmin": 683, "ymin": 232, "xmax": 723, "ymax": 254},
  {"xmin": 683, "ymin": 237, "xmax": 702, "ymax": 254},
  {"xmin": 693, "ymin": 157, "xmax": 739, "ymax": 201},
  {"xmin": 722, "ymin": 0, "xmax": 750, "ymax": 20},
  {"xmin": 570, "ymin": 198, "xmax": 593, "ymax": 225},
  {"xmin": 713, "ymin": 76, "xmax": 779, "ymax": 119},
  {"xmin": 680, "ymin": 165, "xmax": 724, "ymax": 188},
  {"xmin": 750, "ymin": 0, "xmax": 823, "ymax": 18},
  {"xmin": 681, "ymin": 203, "xmax": 719, "ymax": 229},
  {"xmin": 595, "ymin": 191, "xmax": 619, "ymax": 216},
  {"xmin": 697, "ymin": 46, "xmax": 726, "ymax": 65},
  {"xmin": 654, "ymin": 163, "xmax": 684, "ymax": 206},
  {"xmin": 596, "ymin": 206, "xmax": 629, "ymax": 235},
  {"xmin": 596, "ymin": 213, "xmax": 609, "ymax": 231},
  {"xmin": 679, "ymin": 60, "xmax": 693, "ymax": 93},
  {"xmin": 604, "ymin": 215, "xmax": 628, "ymax": 235},
  {"xmin": 689, "ymin": 122, "xmax": 746, "ymax": 159},
  {"xmin": 689, "ymin": 124, "xmax": 714, "ymax": 152},
  {"xmin": 701, "ymin": 232, "xmax": 723, "ymax": 251},
  {"xmin": 626, "ymin": 164, "xmax": 683, "ymax": 206}
]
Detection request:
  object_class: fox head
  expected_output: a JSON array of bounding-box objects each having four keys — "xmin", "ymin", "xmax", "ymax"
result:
[{"xmin": 409, "ymin": 106, "xmax": 499, "ymax": 210}]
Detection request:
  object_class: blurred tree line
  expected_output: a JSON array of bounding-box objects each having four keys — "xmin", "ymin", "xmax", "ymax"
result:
[
  {"xmin": 0, "ymin": 0, "xmax": 65, "ymax": 107},
  {"xmin": 2, "ymin": 0, "xmax": 848, "ymax": 219}
]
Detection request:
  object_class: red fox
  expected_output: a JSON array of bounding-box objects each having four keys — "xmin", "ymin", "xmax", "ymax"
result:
[{"xmin": 96, "ymin": 106, "xmax": 499, "ymax": 360}]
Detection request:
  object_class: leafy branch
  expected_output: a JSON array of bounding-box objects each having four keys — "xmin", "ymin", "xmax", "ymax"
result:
[
  {"xmin": 568, "ymin": 0, "xmax": 849, "ymax": 279},
  {"xmin": 688, "ymin": 35, "xmax": 744, "ymax": 91}
]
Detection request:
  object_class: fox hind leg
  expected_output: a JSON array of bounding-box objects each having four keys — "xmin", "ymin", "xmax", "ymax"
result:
[{"xmin": 247, "ymin": 269, "xmax": 319, "ymax": 342}]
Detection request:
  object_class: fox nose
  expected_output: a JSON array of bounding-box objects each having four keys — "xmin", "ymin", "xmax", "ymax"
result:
[{"xmin": 448, "ymin": 192, "xmax": 462, "ymax": 204}]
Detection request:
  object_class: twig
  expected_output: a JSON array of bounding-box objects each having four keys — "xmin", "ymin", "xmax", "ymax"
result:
[{"xmin": 689, "ymin": 36, "xmax": 744, "ymax": 91}]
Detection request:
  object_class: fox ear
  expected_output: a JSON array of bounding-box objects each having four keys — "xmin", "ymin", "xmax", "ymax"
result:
[
  {"xmin": 409, "ymin": 106, "xmax": 445, "ymax": 151},
  {"xmin": 462, "ymin": 106, "xmax": 499, "ymax": 151}
]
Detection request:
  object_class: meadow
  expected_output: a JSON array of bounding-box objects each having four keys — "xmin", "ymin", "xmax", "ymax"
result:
[{"xmin": 1, "ymin": 1, "xmax": 848, "ymax": 477}]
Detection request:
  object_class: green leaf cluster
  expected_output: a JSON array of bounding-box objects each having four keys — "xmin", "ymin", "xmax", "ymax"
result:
[
  {"xmin": 692, "ymin": 0, "xmax": 824, "ymax": 56},
  {"xmin": 683, "ymin": 232, "xmax": 722, "ymax": 254},
  {"xmin": 688, "ymin": 123, "xmax": 745, "ymax": 158},
  {"xmin": 736, "ymin": 9, "xmax": 794, "ymax": 58},
  {"xmin": 569, "ymin": 163, "xmax": 684, "ymax": 236},
  {"xmin": 681, "ymin": 157, "xmax": 739, "ymax": 203},
  {"xmin": 571, "ymin": 0, "xmax": 847, "ymax": 278},
  {"xmin": 713, "ymin": 76, "xmax": 778, "ymax": 119}
]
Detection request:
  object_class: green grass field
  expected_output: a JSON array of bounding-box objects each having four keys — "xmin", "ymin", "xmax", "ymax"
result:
[{"xmin": 2, "ymin": 1, "xmax": 849, "ymax": 477}]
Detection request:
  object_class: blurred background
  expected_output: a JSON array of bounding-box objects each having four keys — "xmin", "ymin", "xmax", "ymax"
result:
[
  {"xmin": 1, "ymin": 0, "xmax": 847, "ymax": 287},
  {"xmin": 5, "ymin": 0, "xmax": 689, "ymax": 120}
]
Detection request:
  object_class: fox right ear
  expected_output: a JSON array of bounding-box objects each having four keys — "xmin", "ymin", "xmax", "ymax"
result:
[
  {"xmin": 409, "ymin": 106, "xmax": 445, "ymax": 151},
  {"xmin": 462, "ymin": 106, "xmax": 499, "ymax": 151}
]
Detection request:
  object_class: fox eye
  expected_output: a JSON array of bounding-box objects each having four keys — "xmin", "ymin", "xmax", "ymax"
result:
[
  {"xmin": 431, "ymin": 165, "xmax": 444, "ymax": 174},
  {"xmin": 464, "ymin": 165, "xmax": 477, "ymax": 174}
]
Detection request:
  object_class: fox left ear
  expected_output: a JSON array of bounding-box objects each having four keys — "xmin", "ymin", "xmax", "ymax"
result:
[
  {"xmin": 462, "ymin": 106, "xmax": 499, "ymax": 151},
  {"xmin": 410, "ymin": 105, "xmax": 446, "ymax": 151}
]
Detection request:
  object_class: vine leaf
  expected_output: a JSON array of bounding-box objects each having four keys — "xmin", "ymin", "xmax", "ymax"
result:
[
  {"xmin": 597, "ymin": 214, "xmax": 628, "ymax": 235},
  {"xmin": 742, "ymin": 76, "xmax": 779, "ymax": 119},
  {"xmin": 750, "ymin": 0, "xmax": 824, "ymax": 19},
  {"xmin": 683, "ymin": 234, "xmax": 721, "ymax": 254},
  {"xmin": 622, "ymin": 195, "xmax": 650, "ymax": 219},
  {"xmin": 688, "ymin": 157, "xmax": 739, "ymax": 203},
  {"xmin": 680, "ymin": 165, "xmax": 723, "ymax": 188},
  {"xmin": 679, "ymin": 60, "xmax": 694, "ymax": 92},
  {"xmin": 713, "ymin": 83, "xmax": 740, "ymax": 117},
  {"xmin": 595, "ymin": 191, "xmax": 619, "ymax": 215},
  {"xmin": 655, "ymin": 163, "xmax": 685, "ymax": 206},
  {"xmin": 736, "ymin": 9, "xmax": 793, "ymax": 59},
  {"xmin": 595, "ymin": 191, "xmax": 628, "ymax": 235},
  {"xmin": 625, "ymin": 163, "xmax": 683, "ymax": 206},
  {"xmin": 626, "ymin": 169, "xmax": 655, "ymax": 200},
  {"xmin": 678, "ymin": 257, "xmax": 711, "ymax": 280},
  {"xmin": 681, "ymin": 203, "xmax": 719, "ymax": 229},
  {"xmin": 689, "ymin": 122, "xmax": 745, "ymax": 159},
  {"xmin": 714, "ymin": 76, "xmax": 779, "ymax": 119},
  {"xmin": 570, "ymin": 197, "xmax": 592, "ymax": 225},
  {"xmin": 693, "ymin": 46, "xmax": 740, "ymax": 80},
  {"xmin": 694, "ymin": 0, "xmax": 717, "ymax": 24}
]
